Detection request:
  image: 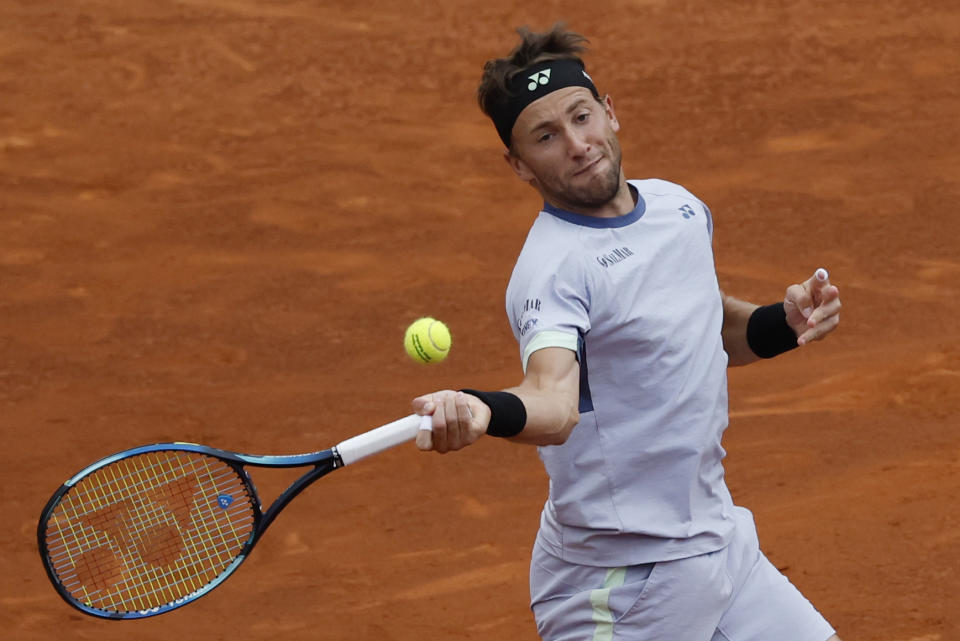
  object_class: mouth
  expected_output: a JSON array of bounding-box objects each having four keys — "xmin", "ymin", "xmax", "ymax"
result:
[{"xmin": 573, "ymin": 156, "xmax": 603, "ymax": 177}]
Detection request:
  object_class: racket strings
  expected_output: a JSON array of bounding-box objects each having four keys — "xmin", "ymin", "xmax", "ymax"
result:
[{"xmin": 44, "ymin": 451, "xmax": 256, "ymax": 613}]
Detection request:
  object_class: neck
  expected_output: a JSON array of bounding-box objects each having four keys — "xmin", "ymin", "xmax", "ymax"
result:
[{"xmin": 544, "ymin": 175, "xmax": 635, "ymax": 218}]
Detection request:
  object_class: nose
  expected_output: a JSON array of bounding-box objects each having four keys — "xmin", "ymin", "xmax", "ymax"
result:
[{"xmin": 563, "ymin": 126, "xmax": 591, "ymax": 157}]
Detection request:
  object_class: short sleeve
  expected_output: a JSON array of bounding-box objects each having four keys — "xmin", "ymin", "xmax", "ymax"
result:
[{"xmin": 506, "ymin": 240, "xmax": 590, "ymax": 373}]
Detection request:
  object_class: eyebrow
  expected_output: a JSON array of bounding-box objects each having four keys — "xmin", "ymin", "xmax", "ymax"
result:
[{"xmin": 526, "ymin": 98, "xmax": 593, "ymax": 135}]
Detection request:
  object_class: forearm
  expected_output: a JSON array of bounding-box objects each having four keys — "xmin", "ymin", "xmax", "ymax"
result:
[
  {"xmin": 721, "ymin": 293, "xmax": 761, "ymax": 366},
  {"xmin": 414, "ymin": 347, "xmax": 582, "ymax": 453},
  {"xmin": 501, "ymin": 381, "xmax": 579, "ymax": 446},
  {"xmin": 467, "ymin": 346, "xmax": 581, "ymax": 446}
]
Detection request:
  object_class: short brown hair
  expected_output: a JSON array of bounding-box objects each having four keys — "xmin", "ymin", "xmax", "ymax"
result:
[{"xmin": 477, "ymin": 24, "xmax": 591, "ymax": 119}]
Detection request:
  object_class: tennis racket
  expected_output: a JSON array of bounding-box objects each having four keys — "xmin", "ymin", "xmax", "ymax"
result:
[{"xmin": 37, "ymin": 413, "xmax": 429, "ymax": 620}]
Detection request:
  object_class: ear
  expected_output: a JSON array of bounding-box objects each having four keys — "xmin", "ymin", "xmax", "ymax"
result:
[
  {"xmin": 503, "ymin": 149, "xmax": 535, "ymax": 182},
  {"xmin": 602, "ymin": 94, "xmax": 621, "ymax": 133}
]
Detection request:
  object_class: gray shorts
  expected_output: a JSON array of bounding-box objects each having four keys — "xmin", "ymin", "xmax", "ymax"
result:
[{"xmin": 529, "ymin": 507, "xmax": 836, "ymax": 641}]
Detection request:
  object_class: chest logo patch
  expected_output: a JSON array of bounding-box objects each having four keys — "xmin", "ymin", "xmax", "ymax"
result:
[{"xmin": 596, "ymin": 246, "xmax": 635, "ymax": 268}]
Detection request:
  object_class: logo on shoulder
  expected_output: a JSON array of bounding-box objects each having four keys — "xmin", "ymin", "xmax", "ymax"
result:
[
  {"xmin": 679, "ymin": 204, "xmax": 697, "ymax": 219},
  {"xmin": 518, "ymin": 317, "xmax": 539, "ymax": 337},
  {"xmin": 516, "ymin": 298, "xmax": 541, "ymax": 337},
  {"xmin": 596, "ymin": 246, "xmax": 635, "ymax": 268}
]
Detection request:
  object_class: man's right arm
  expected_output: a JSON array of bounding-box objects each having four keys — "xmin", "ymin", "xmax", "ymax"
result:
[{"xmin": 413, "ymin": 346, "xmax": 580, "ymax": 453}]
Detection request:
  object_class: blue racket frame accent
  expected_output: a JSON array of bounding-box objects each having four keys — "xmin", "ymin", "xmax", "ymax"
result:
[{"xmin": 38, "ymin": 442, "xmax": 343, "ymax": 620}]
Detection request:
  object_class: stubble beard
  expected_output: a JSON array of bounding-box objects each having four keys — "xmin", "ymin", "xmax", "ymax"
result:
[{"xmin": 542, "ymin": 142, "xmax": 625, "ymax": 212}]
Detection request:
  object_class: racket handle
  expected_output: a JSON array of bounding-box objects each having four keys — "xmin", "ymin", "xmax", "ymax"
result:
[{"xmin": 336, "ymin": 414, "xmax": 429, "ymax": 466}]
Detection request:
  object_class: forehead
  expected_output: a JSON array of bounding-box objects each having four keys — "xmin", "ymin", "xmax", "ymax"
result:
[{"xmin": 513, "ymin": 86, "xmax": 598, "ymax": 131}]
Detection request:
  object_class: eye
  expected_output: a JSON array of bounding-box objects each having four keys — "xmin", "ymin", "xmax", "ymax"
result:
[
  {"xmin": 537, "ymin": 132, "xmax": 553, "ymax": 143},
  {"xmin": 576, "ymin": 111, "xmax": 590, "ymax": 123}
]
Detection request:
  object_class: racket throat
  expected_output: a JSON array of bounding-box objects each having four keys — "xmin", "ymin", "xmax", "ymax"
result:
[{"xmin": 256, "ymin": 459, "xmax": 339, "ymax": 540}]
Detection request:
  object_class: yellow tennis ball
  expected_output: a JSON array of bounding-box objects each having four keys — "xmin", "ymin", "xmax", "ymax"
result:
[{"xmin": 404, "ymin": 317, "xmax": 451, "ymax": 364}]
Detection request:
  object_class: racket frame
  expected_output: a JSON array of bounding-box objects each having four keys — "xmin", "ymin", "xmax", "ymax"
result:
[
  {"xmin": 37, "ymin": 442, "xmax": 341, "ymax": 620},
  {"xmin": 37, "ymin": 413, "xmax": 423, "ymax": 619}
]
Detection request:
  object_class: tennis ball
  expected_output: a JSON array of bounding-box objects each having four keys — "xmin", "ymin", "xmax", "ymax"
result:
[{"xmin": 404, "ymin": 317, "xmax": 451, "ymax": 364}]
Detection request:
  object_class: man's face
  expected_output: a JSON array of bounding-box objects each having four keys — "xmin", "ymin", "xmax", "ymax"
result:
[{"xmin": 506, "ymin": 87, "xmax": 624, "ymax": 213}]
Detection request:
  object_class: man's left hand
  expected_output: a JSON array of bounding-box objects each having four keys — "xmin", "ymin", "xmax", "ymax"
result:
[{"xmin": 784, "ymin": 268, "xmax": 842, "ymax": 346}]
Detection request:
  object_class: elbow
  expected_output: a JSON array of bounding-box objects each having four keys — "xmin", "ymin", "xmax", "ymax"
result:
[{"xmin": 544, "ymin": 405, "xmax": 579, "ymax": 446}]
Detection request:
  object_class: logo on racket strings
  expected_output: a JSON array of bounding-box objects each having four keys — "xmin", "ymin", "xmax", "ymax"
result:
[{"xmin": 217, "ymin": 494, "xmax": 234, "ymax": 509}]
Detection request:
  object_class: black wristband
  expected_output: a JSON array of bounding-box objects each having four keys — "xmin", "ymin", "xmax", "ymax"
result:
[
  {"xmin": 460, "ymin": 389, "xmax": 527, "ymax": 438},
  {"xmin": 746, "ymin": 302, "xmax": 799, "ymax": 358}
]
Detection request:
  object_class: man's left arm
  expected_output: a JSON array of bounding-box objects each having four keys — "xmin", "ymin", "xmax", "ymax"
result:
[{"xmin": 722, "ymin": 268, "xmax": 842, "ymax": 367}]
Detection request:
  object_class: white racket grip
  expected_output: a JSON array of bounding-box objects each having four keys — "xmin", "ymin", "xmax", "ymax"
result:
[{"xmin": 336, "ymin": 414, "xmax": 430, "ymax": 466}]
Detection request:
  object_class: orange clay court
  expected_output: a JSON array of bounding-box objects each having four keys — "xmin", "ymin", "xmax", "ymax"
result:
[{"xmin": 1, "ymin": 1, "xmax": 958, "ymax": 640}]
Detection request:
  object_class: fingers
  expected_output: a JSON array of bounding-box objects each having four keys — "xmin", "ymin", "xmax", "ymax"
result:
[
  {"xmin": 792, "ymin": 267, "xmax": 831, "ymax": 317},
  {"xmin": 798, "ymin": 283, "xmax": 841, "ymax": 345},
  {"xmin": 439, "ymin": 391, "xmax": 478, "ymax": 452},
  {"xmin": 809, "ymin": 266, "xmax": 832, "ymax": 299},
  {"xmin": 413, "ymin": 393, "xmax": 435, "ymax": 451},
  {"xmin": 794, "ymin": 268, "xmax": 825, "ymax": 318},
  {"xmin": 431, "ymin": 395, "xmax": 449, "ymax": 452},
  {"xmin": 413, "ymin": 390, "xmax": 483, "ymax": 454},
  {"xmin": 783, "ymin": 283, "xmax": 810, "ymax": 320},
  {"xmin": 414, "ymin": 415, "xmax": 433, "ymax": 450},
  {"xmin": 783, "ymin": 267, "xmax": 841, "ymax": 346},
  {"xmin": 455, "ymin": 391, "xmax": 475, "ymax": 445},
  {"xmin": 797, "ymin": 267, "xmax": 841, "ymax": 345}
]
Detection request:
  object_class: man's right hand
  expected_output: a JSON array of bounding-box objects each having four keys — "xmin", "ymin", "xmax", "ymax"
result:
[{"xmin": 413, "ymin": 390, "xmax": 490, "ymax": 453}]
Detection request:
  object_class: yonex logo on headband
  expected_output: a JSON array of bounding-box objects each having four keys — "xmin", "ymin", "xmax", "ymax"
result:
[
  {"xmin": 489, "ymin": 58, "xmax": 600, "ymax": 147},
  {"xmin": 528, "ymin": 69, "xmax": 551, "ymax": 91}
]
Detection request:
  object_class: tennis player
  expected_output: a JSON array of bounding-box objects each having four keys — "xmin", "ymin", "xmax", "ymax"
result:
[{"xmin": 413, "ymin": 25, "xmax": 842, "ymax": 641}]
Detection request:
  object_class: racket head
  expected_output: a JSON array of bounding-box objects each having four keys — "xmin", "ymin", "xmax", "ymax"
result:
[{"xmin": 38, "ymin": 444, "xmax": 262, "ymax": 619}]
